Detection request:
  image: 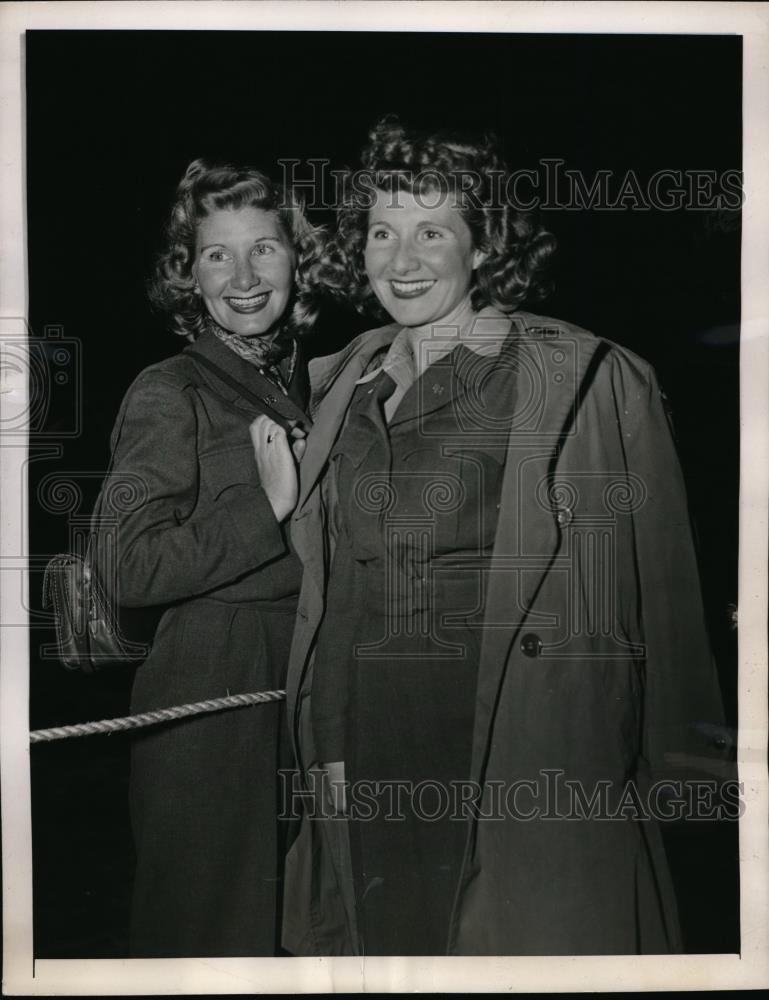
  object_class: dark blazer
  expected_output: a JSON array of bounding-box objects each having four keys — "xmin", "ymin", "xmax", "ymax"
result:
[
  {"xmin": 95, "ymin": 328, "xmax": 308, "ymax": 957},
  {"xmin": 282, "ymin": 310, "xmax": 731, "ymax": 956}
]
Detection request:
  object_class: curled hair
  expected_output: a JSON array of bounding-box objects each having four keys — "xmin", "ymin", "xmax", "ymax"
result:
[
  {"xmin": 320, "ymin": 117, "xmax": 556, "ymax": 317},
  {"xmin": 149, "ymin": 158, "xmax": 325, "ymax": 340}
]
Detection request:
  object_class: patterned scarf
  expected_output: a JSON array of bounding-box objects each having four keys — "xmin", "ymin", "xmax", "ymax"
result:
[{"xmin": 208, "ymin": 318, "xmax": 296, "ymax": 394}]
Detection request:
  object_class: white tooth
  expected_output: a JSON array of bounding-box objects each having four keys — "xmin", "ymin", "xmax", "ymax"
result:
[{"xmin": 392, "ymin": 280, "xmax": 433, "ymax": 291}]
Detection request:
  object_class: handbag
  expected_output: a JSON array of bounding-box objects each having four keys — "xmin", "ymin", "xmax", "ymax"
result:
[
  {"xmin": 41, "ymin": 350, "xmax": 301, "ymax": 673},
  {"xmin": 42, "ymin": 546, "xmax": 155, "ymax": 673}
]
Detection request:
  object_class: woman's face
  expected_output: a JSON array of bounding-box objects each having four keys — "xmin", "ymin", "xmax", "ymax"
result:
[
  {"xmin": 363, "ymin": 187, "xmax": 485, "ymax": 327},
  {"xmin": 192, "ymin": 205, "xmax": 295, "ymax": 338}
]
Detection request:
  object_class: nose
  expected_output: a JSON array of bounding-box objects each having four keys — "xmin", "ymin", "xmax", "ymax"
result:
[
  {"xmin": 231, "ymin": 254, "xmax": 260, "ymax": 291},
  {"xmin": 390, "ymin": 236, "xmax": 420, "ymax": 275}
]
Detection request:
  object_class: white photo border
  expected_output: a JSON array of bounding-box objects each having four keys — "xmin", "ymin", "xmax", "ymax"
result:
[{"xmin": 2, "ymin": 1, "xmax": 767, "ymax": 994}]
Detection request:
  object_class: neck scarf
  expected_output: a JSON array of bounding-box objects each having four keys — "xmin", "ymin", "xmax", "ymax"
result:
[{"xmin": 207, "ymin": 318, "xmax": 296, "ymax": 394}]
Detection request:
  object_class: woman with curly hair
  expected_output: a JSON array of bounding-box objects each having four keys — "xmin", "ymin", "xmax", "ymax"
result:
[
  {"xmin": 92, "ymin": 159, "xmax": 323, "ymax": 956},
  {"xmin": 276, "ymin": 119, "xmax": 725, "ymax": 956}
]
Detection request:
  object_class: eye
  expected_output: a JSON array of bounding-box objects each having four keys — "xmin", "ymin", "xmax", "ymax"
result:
[
  {"xmin": 252, "ymin": 242, "xmax": 275, "ymax": 256},
  {"xmin": 420, "ymin": 229, "xmax": 444, "ymax": 241},
  {"xmin": 203, "ymin": 248, "xmax": 231, "ymax": 263},
  {"xmin": 368, "ymin": 226, "xmax": 392, "ymax": 241}
]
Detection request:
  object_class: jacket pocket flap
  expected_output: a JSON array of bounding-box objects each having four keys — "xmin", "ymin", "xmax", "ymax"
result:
[
  {"xmin": 199, "ymin": 445, "xmax": 260, "ymax": 499},
  {"xmin": 328, "ymin": 423, "xmax": 377, "ymax": 469}
]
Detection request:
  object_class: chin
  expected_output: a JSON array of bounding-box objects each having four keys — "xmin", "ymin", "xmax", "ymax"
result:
[
  {"xmin": 230, "ymin": 317, "xmax": 277, "ymax": 338},
  {"xmin": 383, "ymin": 298, "xmax": 436, "ymax": 327}
]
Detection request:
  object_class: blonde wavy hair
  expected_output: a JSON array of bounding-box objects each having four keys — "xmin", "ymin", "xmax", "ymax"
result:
[{"xmin": 149, "ymin": 158, "xmax": 325, "ymax": 341}]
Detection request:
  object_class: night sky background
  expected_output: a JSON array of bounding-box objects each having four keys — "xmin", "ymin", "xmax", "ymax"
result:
[{"xmin": 26, "ymin": 30, "xmax": 740, "ymax": 957}]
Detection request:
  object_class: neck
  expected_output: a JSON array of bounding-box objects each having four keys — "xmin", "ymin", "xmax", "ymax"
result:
[
  {"xmin": 402, "ymin": 294, "xmax": 476, "ymax": 373},
  {"xmin": 206, "ymin": 315, "xmax": 280, "ymax": 346},
  {"xmin": 404, "ymin": 294, "xmax": 475, "ymax": 345},
  {"xmin": 207, "ymin": 317, "xmax": 290, "ymax": 375}
]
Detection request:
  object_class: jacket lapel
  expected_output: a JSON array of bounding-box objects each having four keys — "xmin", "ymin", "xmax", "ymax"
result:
[
  {"xmin": 287, "ymin": 325, "xmax": 400, "ymax": 770},
  {"xmin": 296, "ymin": 324, "xmax": 399, "ymax": 515},
  {"xmin": 185, "ymin": 329, "xmax": 308, "ymax": 424}
]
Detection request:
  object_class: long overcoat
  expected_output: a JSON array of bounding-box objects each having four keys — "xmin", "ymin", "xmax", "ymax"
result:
[
  {"xmin": 94, "ymin": 328, "xmax": 308, "ymax": 956},
  {"xmin": 282, "ymin": 310, "xmax": 729, "ymax": 956}
]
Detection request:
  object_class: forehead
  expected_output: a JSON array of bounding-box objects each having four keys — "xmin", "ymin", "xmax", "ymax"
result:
[
  {"xmin": 196, "ymin": 205, "xmax": 285, "ymax": 244},
  {"xmin": 368, "ymin": 187, "xmax": 468, "ymax": 232}
]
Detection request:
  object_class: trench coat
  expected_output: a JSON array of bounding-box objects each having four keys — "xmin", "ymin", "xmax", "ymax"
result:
[
  {"xmin": 94, "ymin": 328, "xmax": 308, "ymax": 956},
  {"xmin": 281, "ymin": 309, "xmax": 729, "ymax": 956}
]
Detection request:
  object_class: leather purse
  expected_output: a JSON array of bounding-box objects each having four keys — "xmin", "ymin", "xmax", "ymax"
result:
[{"xmin": 42, "ymin": 548, "xmax": 153, "ymax": 673}]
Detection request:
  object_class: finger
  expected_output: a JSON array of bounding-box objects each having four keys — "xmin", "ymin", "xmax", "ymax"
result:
[
  {"xmin": 250, "ymin": 414, "xmax": 277, "ymax": 442},
  {"xmin": 292, "ymin": 438, "xmax": 307, "ymax": 462},
  {"xmin": 289, "ymin": 425, "xmax": 307, "ymax": 440}
]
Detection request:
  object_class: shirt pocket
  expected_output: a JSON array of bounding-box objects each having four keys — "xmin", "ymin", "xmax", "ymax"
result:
[
  {"xmin": 329, "ymin": 421, "xmax": 378, "ymax": 470},
  {"xmin": 441, "ymin": 442, "xmax": 507, "ymax": 551}
]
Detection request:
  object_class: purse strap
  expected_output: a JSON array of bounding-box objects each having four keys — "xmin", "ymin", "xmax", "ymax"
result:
[{"xmin": 187, "ymin": 350, "xmax": 297, "ymax": 433}]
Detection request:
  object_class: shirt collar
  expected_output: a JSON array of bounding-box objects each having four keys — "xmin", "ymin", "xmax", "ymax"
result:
[{"xmin": 355, "ymin": 303, "xmax": 515, "ymax": 389}]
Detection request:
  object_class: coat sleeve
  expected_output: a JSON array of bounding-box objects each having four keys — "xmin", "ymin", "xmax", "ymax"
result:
[
  {"xmin": 614, "ymin": 354, "xmax": 730, "ymax": 782},
  {"xmin": 98, "ymin": 372, "xmax": 288, "ymax": 607}
]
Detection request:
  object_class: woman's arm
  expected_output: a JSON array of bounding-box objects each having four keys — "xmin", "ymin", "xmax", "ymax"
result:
[{"xmin": 103, "ymin": 372, "xmax": 289, "ymax": 607}]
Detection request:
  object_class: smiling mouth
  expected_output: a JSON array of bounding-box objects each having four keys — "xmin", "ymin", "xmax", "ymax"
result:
[
  {"xmin": 225, "ymin": 292, "xmax": 271, "ymax": 313},
  {"xmin": 389, "ymin": 279, "xmax": 436, "ymax": 299}
]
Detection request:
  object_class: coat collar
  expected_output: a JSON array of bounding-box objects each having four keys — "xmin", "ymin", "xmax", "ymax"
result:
[
  {"xmin": 297, "ymin": 323, "xmax": 400, "ymax": 511},
  {"xmin": 185, "ymin": 328, "xmax": 307, "ymax": 424},
  {"xmin": 307, "ymin": 323, "xmax": 400, "ymax": 410}
]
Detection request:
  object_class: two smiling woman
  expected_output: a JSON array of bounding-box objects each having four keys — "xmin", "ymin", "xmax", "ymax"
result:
[{"xmin": 104, "ymin": 119, "xmax": 723, "ymax": 957}]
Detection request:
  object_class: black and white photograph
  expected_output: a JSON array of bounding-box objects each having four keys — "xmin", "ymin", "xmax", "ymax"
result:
[{"xmin": 1, "ymin": 1, "xmax": 767, "ymax": 994}]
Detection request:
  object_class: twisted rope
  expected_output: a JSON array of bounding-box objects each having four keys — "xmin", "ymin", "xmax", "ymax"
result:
[{"xmin": 29, "ymin": 688, "xmax": 286, "ymax": 744}]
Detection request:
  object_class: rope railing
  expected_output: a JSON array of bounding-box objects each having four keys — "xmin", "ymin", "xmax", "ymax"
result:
[{"xmin": 29, "ymin": 688, "xmax": 286, "ymax": 744}]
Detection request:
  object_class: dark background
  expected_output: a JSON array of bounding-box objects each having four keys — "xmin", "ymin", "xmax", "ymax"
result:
[{"xmin": 26, "ymin": 30, "xmax": 740, "ymax": 957}]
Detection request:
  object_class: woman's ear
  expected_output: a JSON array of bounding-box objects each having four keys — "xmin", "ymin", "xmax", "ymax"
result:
[{"xmin": 472, "ymin": 248, "xmax": 489, "ymax": 271}]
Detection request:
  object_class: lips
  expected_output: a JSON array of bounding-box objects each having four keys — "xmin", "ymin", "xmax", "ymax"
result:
[
  {"xmin": 224, "ymin": 291, "xmax": 271, "ymax": 313},
  {"xmin": 389, "ymin": 279, "xmax": 436, "ymax": 299}
]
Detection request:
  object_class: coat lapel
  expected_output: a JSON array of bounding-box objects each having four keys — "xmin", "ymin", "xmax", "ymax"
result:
[
  {"xmin": 296, "ymin": 324, "xmax": 399, "ymax": 515},
  {"xmin": 185, "ymin": 329, "xmax": 308, "ymax": 424}
]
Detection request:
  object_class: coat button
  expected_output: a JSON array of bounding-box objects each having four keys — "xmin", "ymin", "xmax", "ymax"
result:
[
  {"xmin": 555, "ymin": 506, "xmax": 573, "ymax": 526},
  {"xmin": 520, "ymin": 633, "xmax": 543, "ymax": 657},
  {"xmin": 263, "ymin": 394, "xmax": 278, "ymax": 405}
]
